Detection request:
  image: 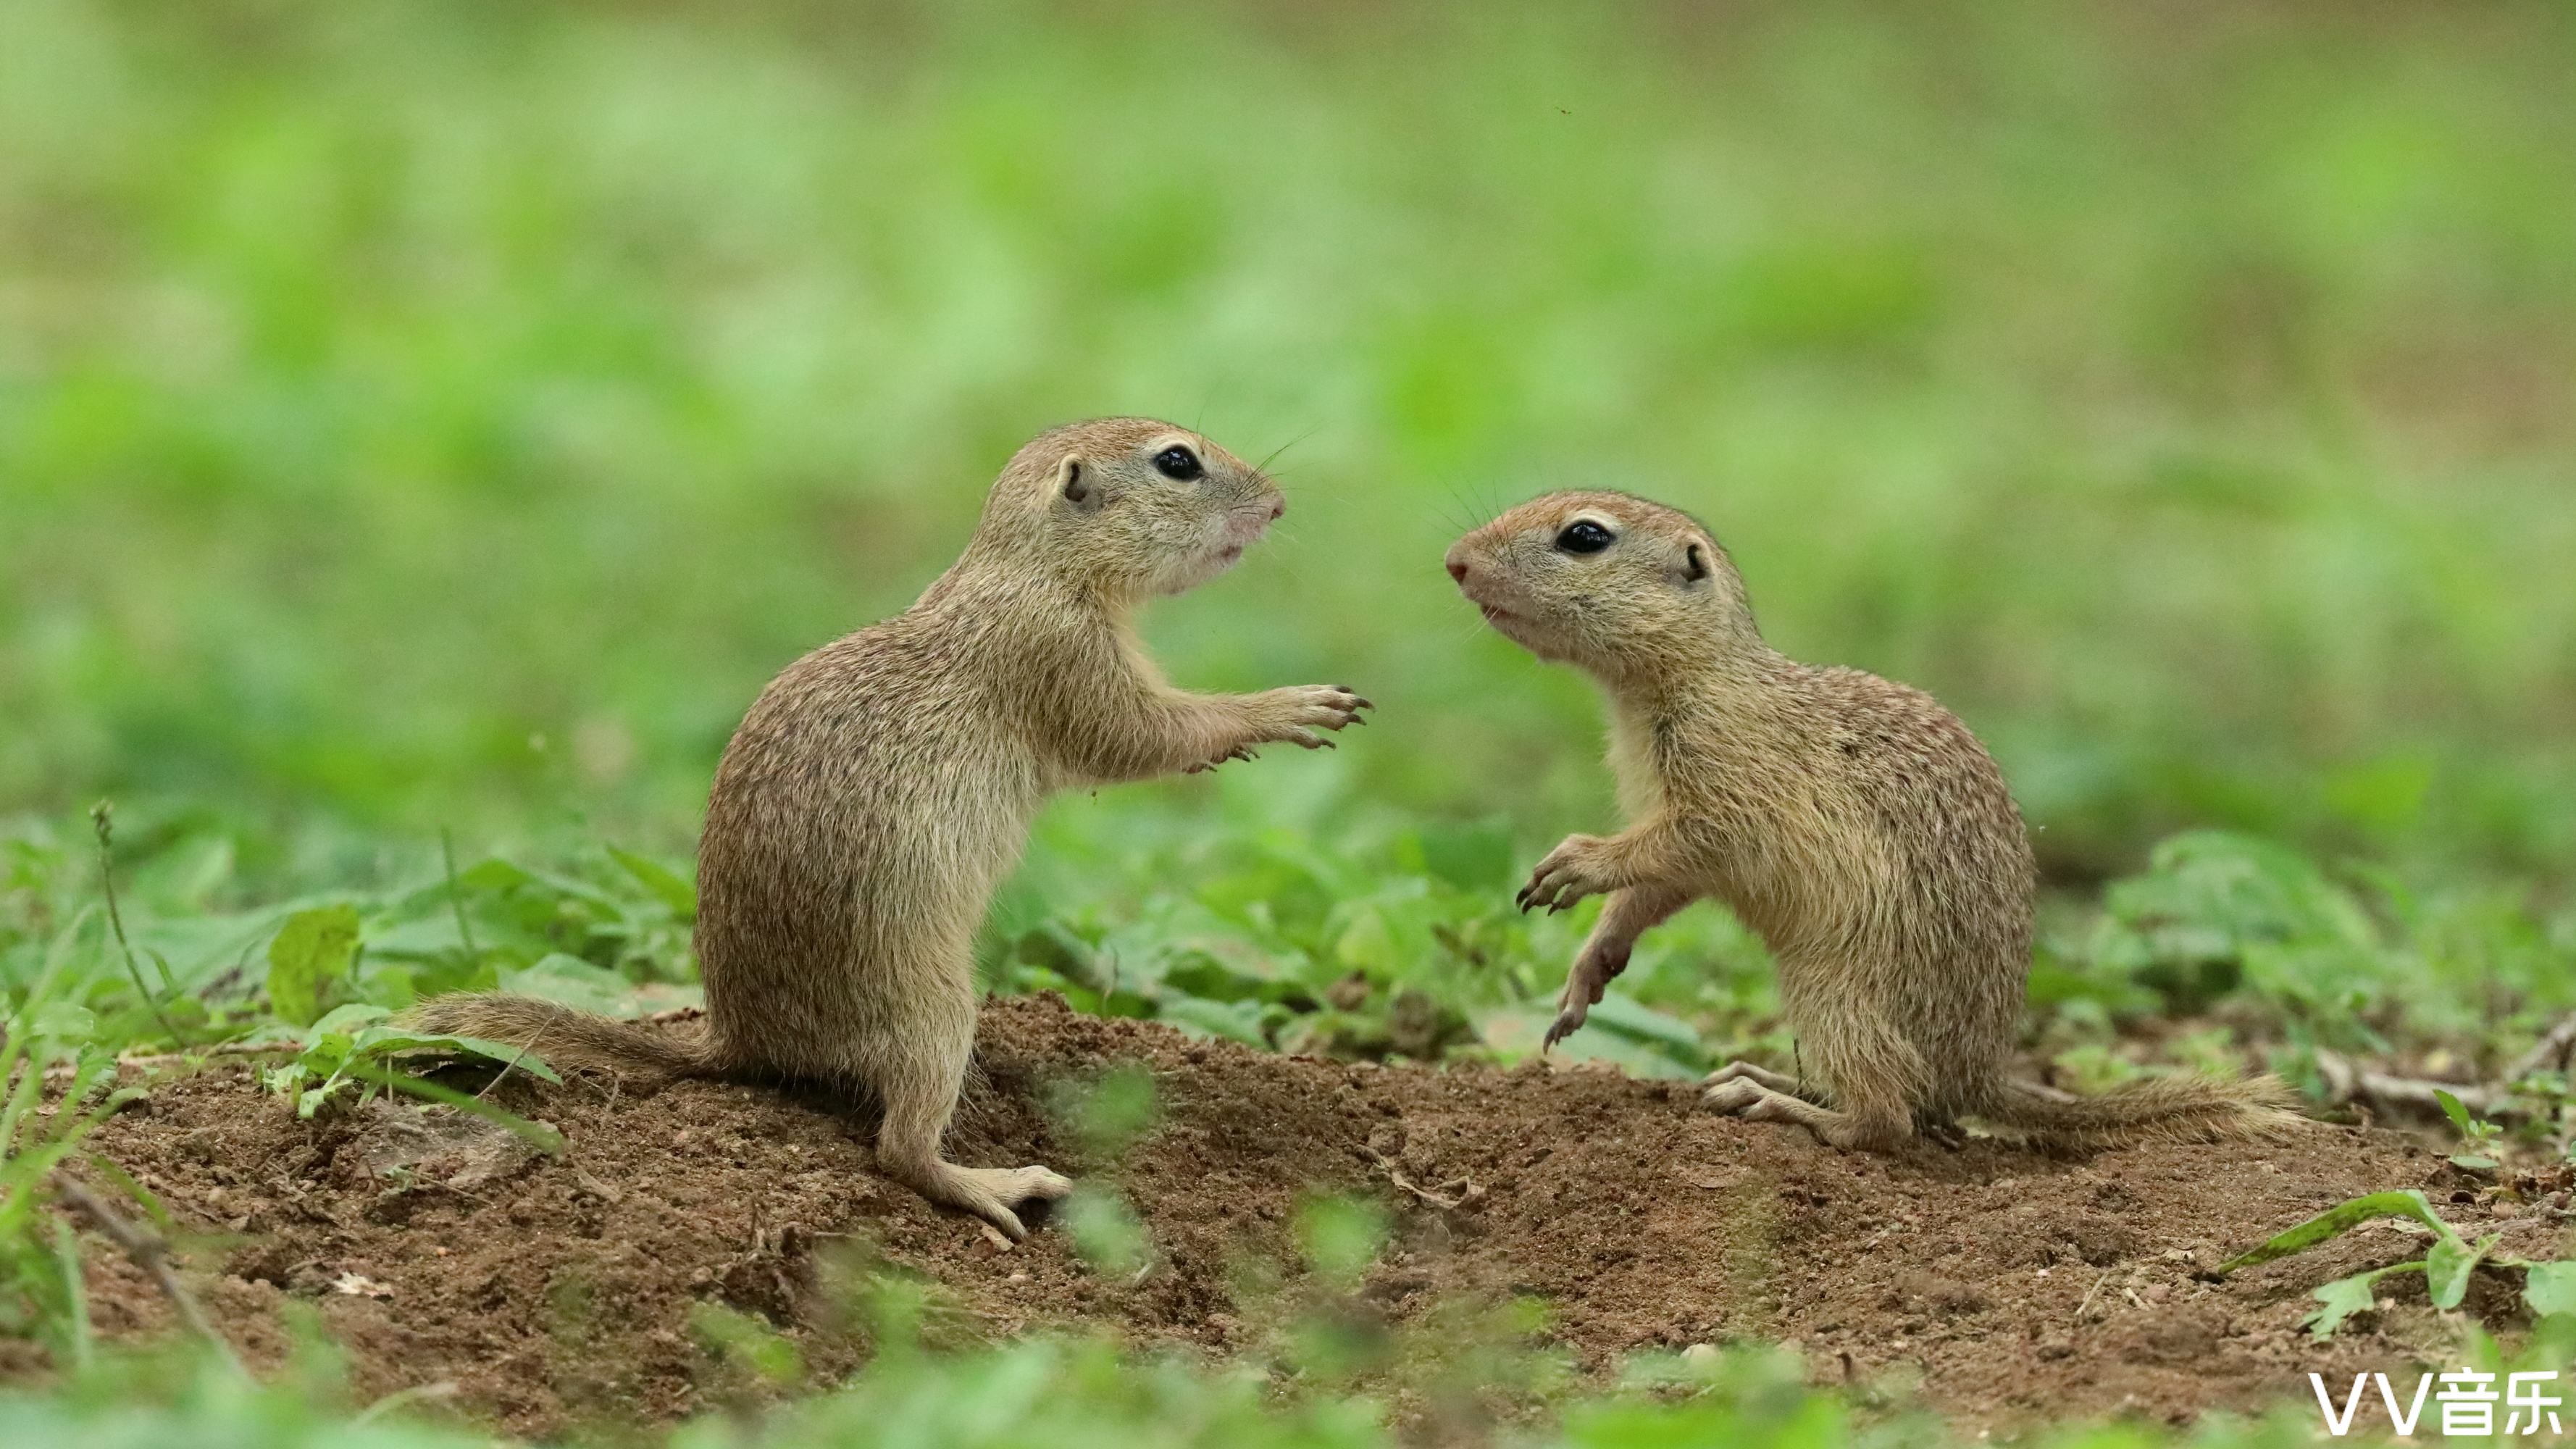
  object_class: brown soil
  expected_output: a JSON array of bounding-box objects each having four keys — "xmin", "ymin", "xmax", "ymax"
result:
[{"xmin": 58, "ymin": 995, "xmax": 2573, "ymax": 1439}]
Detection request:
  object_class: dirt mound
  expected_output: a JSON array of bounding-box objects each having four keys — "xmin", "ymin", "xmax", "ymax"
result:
[{"xmin": 62, "ymin": 995, "xmax": 2565, "ymax": 1437}]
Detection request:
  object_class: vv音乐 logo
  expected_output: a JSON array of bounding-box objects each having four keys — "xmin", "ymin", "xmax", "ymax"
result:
[{"xmin": 2314, "ymin": 1369, "xmax": 2567, "ymax": 1438}]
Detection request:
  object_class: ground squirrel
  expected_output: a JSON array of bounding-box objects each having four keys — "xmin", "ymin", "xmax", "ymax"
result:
[
  {"xmin": 413, "ymin": 418, "xmax": 1370, "ymax": 1237},
  {"xmin": 1444, "ymin": 490, "xmax": 2300, "ymax": 1152}
]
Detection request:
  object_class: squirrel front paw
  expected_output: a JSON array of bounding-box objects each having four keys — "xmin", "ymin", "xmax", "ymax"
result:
[
  {"xmin": 1541, "ymin": 935, "xmax": 1633, "ymax": 1049},
  {"xmin": 1256, "ymin": 684, "xmax": 1372, "ymax": 750},
  {"xmin": 1184, "ymin": 742, "xmax": 1261, "ymax": 774},
  {"xmin": 1516, "ymin": 834, "xmax": 1618, "ymax": 914}
]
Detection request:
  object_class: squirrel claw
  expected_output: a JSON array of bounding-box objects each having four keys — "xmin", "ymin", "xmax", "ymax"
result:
[
  {"xmin": 1187, "ymin": 743, "xmax": 1259, "ymax": 774},
  {"xmin": 1518, "ymin": 835, "xmax": 1612, "ymax": 915}
]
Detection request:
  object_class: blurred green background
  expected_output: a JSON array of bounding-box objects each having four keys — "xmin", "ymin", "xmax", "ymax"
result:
[{"xmin": 4, "ymin": 0, "xmax": 2574, "ymax": 884}]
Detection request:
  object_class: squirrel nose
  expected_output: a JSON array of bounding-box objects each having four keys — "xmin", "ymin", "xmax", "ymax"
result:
[
  {"xmin": 1268, "ymin": 496, "xmax": 1285, "ymax": 522},
  {"xmin": 1444, "ymin": 548, "xmax": 1471, "ymax": 585}
]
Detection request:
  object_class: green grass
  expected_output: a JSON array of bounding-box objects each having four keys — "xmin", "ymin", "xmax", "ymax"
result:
[
  {"xmin": 4, "ymin": 798, "xmax": 2572, "ymax": 1444},
  {"xmin": 7, "ymin": 0, "xmax": 2576, "ymax": 1442},
  {"xmin": 0, "ymin": 1322, "xmax": 2342, "ymax": 1449}
]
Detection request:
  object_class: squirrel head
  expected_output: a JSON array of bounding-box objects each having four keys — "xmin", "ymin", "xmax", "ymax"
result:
[
  {"xmin": 975, "ymin": 418, "xmax": 1284, "ymax": 602},
  {"xmin": 1444, "ymin": 490, "xmax": 1759, "ymax": 679}
]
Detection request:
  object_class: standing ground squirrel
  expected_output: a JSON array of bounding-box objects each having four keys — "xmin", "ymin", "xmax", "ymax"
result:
[
  {"xmin": 413, "ymin": 418, "xmax": 1369, "ymax": 1237},
  {"xmin": 1444, "ymin": 490, "xmax": 2301, "ymax": 1152}
]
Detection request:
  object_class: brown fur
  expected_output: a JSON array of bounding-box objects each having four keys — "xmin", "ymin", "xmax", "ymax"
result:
[
  {"xmin": 413, "ymin": 419, "xmax": 1369, "ymax": 1237},
  {"xmin": 1444, "ymin": 490, "xmax": 2303, "ymax": 1153}
]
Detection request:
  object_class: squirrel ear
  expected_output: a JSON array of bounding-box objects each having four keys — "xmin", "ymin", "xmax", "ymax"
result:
[
  {"xmin": 1057, "ymin": 455, "xmax": 1097, "ymax": 510},
  {"xmin": 1681, "ymin": 542, "xmax": 1710, "ymax": 583}
]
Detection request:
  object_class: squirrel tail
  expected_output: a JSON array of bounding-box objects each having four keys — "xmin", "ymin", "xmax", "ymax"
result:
[
  {"xmin": 401, "ymin": 993, "xmax": 726, "ymax": 1081},
  {"xmin": 1978, "ymin": 1073, "xmax": 2309, "ymax": 1151}
]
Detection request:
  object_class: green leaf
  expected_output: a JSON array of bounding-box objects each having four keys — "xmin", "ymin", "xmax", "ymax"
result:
[
  {"xmin": 2427, "ymin": 1232, "xmax": 2498, "ymax": 1311},
  {"xmin": 346, "ymin": 1027, "xmax": 563, "ymax": 1084},
  {"xmin": 2434, "ymin": 1088, "xmax": 2474, "ymax": 1137},
  {"xmin": 503, "ymin": 953, "xmax": 644, "ymax": 1017},
  {"xmin": 309, "ymin": 1003, "xmax": 393, "ymax": 1036},
  {"xmin": 2217, "ymin": 1190, "xmax": 2458, "ymax": 1275},
  {"xmin": 608, "ymin": 845, "xmax": 696, "ymax": 920},
  {"xmin": 1332, "ymin": 907, "xmax": 1402, "ymax": 974},
  {"xmin": 1581, "ymin": 993, "xmax": 1707, "ymax": 1057},
  {"xmin": 1061, "ymin": 1185, "xmax": 1152, "ymax": 1277},
  {"xmin": 267, "ymin": 905, "xmax": 362, "ymax": 1027},
  {"xmin": 24, "ymin": 1001, "xmax": 99, "ymax": 1043},
  {"xmin": 304, "ymin": 1031, "xmax": 361, "ymax": 1069},
  {"xmin": 1415, "ymin": 822, "xmax": 1514, "ymax": 890},
  {"xmin": 1015, "ymin": 922, "xmax": 1108, "ymax": 993},
  {"xmin": 689, "ymin": 1301, "xmax": 804, "ymax": 1387},
  {"xmin": 1154, "ymin": 995, "xmax": 1271, "ymax": 1047},
  {"xmin": 2304, "ymin": 1263, "xmax": 2422, "ymax": 1340},
  {"xmin": 1296, "ymin": 1194, "xmax": 1389, "ymax": 1290},
  {"xmin": 1473, "ymin": 1005, "xmax": 1702, "ymax": 1080},
  {"xmin": 455, "ymin": 858, "xmax": 538, "ymax": 893},
  {"xmin": 2525, "ymin": 1261, "xmax": 2576, "ymax": 1319},
  {"xmin": 2449, "ymin": 1153, "xmax": 2499, "ymax": 1172},
  {"xmin": 1054, "ymin": 1062, "xmax": 1161, "ymax": 1158}
]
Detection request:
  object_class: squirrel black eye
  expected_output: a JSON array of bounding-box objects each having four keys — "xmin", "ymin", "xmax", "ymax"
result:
[
  {"xmin": 1555, "ymin": 520, "xmax": 1615, "ymax": 554},
  {"xmin": 1151, "ymin": 446, "xmax": 1203, "ymax": 481}
]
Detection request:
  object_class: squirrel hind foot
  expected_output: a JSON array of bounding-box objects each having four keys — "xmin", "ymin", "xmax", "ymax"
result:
[
  {"xmin": 900, "ymin": 1160, "xmax": 1075, "ymax": 1243},
  {"xmin": 1705, "ymin": 1077, "xmax": 1913, "ymax": 1153}
]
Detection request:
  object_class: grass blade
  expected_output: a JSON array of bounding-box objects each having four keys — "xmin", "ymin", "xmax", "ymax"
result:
[
  {"xmin": 51, "ymin": 1217, "xmax": 93, "ymax": 1374},
  {"xmin": 2217, "ymin": 1190, "xmax": 2458, "ymax": 1275},
  {"xmin": 343, "ymin": 1060, "xmax": 564, "ymax": 1154}
]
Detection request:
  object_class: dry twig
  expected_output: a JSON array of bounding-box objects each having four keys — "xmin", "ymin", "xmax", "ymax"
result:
[
  {"xmin": 2314, "ymin": 1014, "xmax": 2576, "ymax": 1124},
  {"xmin": 1368, "ymin": 1149, "xmax": 1482, "ymax": 1211},
  {"xmin": 2506, "ymin": 1014, "xmax": 2576, "ymax": 1083},
  {"xmin": 114, "ymin": 1042, "xmax": 296, "ymax": 1071},
  {"xmin": 57, "ymin": 1179, "xmax": 243, "ymax": 1373},
  {"xmin": 2075, "ymin": 1269, "xmax": 2111, "ymax": 1321}
]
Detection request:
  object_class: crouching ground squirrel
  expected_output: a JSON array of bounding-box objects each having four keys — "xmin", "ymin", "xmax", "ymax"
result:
[
  {"xmin": 413, "ymin": 419, "xmax": 1370, "ymax": 1237},
  {"xmin": 1444, "ymin": 491, "xmax": 2301, "ymax": 1152}
]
